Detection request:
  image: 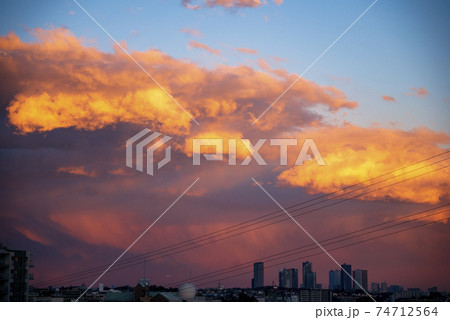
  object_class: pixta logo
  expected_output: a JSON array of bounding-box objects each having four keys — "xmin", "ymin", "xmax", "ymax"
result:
[
  {"xmin": 192, "ymin": 138, "xmax": 325, "ymax": 166},
  {"xmin": 126, "ymin": 130, "xmax": 325, "ymax": 175},
  {"xmin": 126, "ymin": 129, "xmax": 172, "ymax": 176}
]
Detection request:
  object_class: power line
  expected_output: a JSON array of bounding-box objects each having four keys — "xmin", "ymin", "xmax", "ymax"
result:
[
  {"xmin": 36, "ymin": 205, "xmax": 447, "ymax": 288},
  {"xmin": 32, "ymin": 157, "xmax": 449, "ymax": 287},
  {"xmin": 33, "ymin": 163, "xmax": 448, "ymax": 288},
  {"xmin": 165, "ymin": 207, "xmax": 449, "ymax": 286},
  {"xmin": 35, "ymin": 203, "xmax": 449, "ymax": 288},
  {"xmin": 32, "ymin": 153, "xmax": 449, "ymax": 287},
  {"xmin": 194, "ymin": 216, "xmax": 449, "ymax": 288}
]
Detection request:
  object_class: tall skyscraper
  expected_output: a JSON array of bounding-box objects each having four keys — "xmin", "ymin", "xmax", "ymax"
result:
[
  {"xmin": 302, "ymin": 261, "xmax": 317, "ymax": 289},
  {"xmin": 302, "ymin": 261, "xmax": 311, "ymax": 288},
  {"xmin": 305, "ymin": 272, "xmax": 316, "ymax": 289},
  {"xmin": 353, "ymin": 269, "xmax": 368, "ymax": 292},
  {"xmin": 291, "ymin": 268, "xmax": 299, "ymax": 289},
  {"xmin": 340, "ymin": 263, "xmax": 352, "ymax": 292},
  {"xmin": 278, "ymin": 269, "xmax": 284, "ymax": 288},
  {"xmin": 328, "ymin": 270, "xmax": 341, "ymax": 290},
  {"xmin": 279, "ymin": 268, "xmax": 299, "ymax": 289},
  {"xmin": 252, "ymin": 262, "xmax": 264, "ymax": 289}
]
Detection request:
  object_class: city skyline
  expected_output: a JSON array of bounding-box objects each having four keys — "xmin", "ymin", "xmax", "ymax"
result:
[
  {"xmin": 29, "ymin": 255, "xmax": 447, "ymax": 294},
  {"xmin": 0, "ymin": 0, "xmax": 449, "ymax": 297},
  {"xmin": 2, "ymin": 241, "xmax": 447, "ymax": 302}
]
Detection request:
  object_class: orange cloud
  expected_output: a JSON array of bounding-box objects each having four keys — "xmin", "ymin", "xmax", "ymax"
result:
[
  {"xmin": 272, "ymin": 55, "xmax": 287, "ymax": 63},
  {"xmin": 382, "ymin": 95, "xmax": 396, "ymax": 102},
  {"xmin": 108, "ymin": 167, "xmax": 135, "ymax": 176},
  {"xmin": 48, "ymin": 208, "xmax": 293, "ymax": 275},
  {"xmin": 180, "ymin": 28, "xmax": 203, "ymax": 38},
  {"xmin": 1, "ymin": 28, "xmax": 357, "ymax": 135},
  {"xmin": 273, "ymin": 0, "xmax": 283, "ymax": 5},
  {"xmin": 50, "ymin": 210, "xmax": 141, "ymax": 248},
  {"xmin": 1, "ymin": 29, "xmax": 193, "ymax": 135},
  {"xmin": 57, "ymin": 166, "xmax": 96, "ymax": 177},
  {"xmin": 236, "ymin": 47, "xmax": 258, "ymax": 55},
  {"xmin": 181, "ymin": 0, "xmax": 200, "ymax": 10},
  {"xmin": 277, "ymin": 125, "xmax": 449, "ymax": 204},
  {"xmin": 255, "ymin": 59, "xmax": 358, "ymax": 113},
  {"xmin": 182, "ymin": 128, "xmax": 246, "ymax": 159},
  {"xmin": 407, "ymin": 86, "xmax": 429, "ymax": 98},
  {"xmin": 188, "ymin": 40, "xmax": 221, "ymax": 56},
  {"xmin": 16, "ymin": 227, "xmax": 51, "ymax": 246}
]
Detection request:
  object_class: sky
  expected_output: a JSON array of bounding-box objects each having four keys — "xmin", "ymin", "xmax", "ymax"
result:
[{"xmin": 0, "ymin": 0, "xmax": 449, "ymax": 292}]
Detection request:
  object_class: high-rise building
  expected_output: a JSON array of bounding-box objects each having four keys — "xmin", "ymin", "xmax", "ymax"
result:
[
  {"xmin": 279, "ymin": 268, "xmax": 299, "ymax": 289},
  {"xmin": 328, "ymin": 270, "xmax": 341, "ymax": 290},
  {"xmin": 302, "ymin": 261, "xmax": 317, "ymax": 289},
  {"xmin": 290, "ymin": 268, "xmax": 299, "ymax": 289},
  {"xmin": 371, "ymin": 282, "xmax": 380, "ymax": 293},
  {"xmin": 353, "ymin": 269, "xmax": 368, "ymax": 292},
  {"xmin": 292, "ymin": 268, "xmax": 299, "ymax": 289},
  {"xmin": 340, "ymin": 264, "xmax": 352, "ymax": 292},
  {"xmin": 302, "ymin": 261, "xmax": 311, "ymax": 288},
  {"xmin": 305, "ymin": 272, "xmax": 316, "ymax": 289},
  {"xmin": 252, "ymin": 262, "xmax": 264, "ymax": 289},
  {"xmin": 0, "ymin": 245, "xmax": 33, "ymax": 302},
  {"xmin": 381, "ymin": 282, "xmax": 388, "ymax": 293},
  {"xmin": 278, "ymin": 269, "xmax": 284, "ymax": 288}
]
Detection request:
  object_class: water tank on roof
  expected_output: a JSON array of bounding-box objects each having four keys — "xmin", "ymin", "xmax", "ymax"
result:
[{"xmin": 178, "ymin": 283, "xmax": 196, "ymax": 301}]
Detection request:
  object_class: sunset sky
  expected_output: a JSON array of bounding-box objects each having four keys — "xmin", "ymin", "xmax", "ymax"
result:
[{"xmin": 0, "ymin": 0, "xmax": 449, "ymax": 291}]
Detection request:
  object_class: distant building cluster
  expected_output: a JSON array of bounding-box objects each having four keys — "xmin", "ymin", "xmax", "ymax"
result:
[
  {"xmin": 279, "ymin": 268, "xmax": 299, "ymax": 289},
  {"xmin": 6, "ymin": 246, "xmax": 448, "ymax": 302},
  {"xmin": 328, "ymin": 264, "xmax": 368, "ymax": 292},
  {"xmin": 246, "ymin": 261, "xmax": 448, "ymax": 302}
]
